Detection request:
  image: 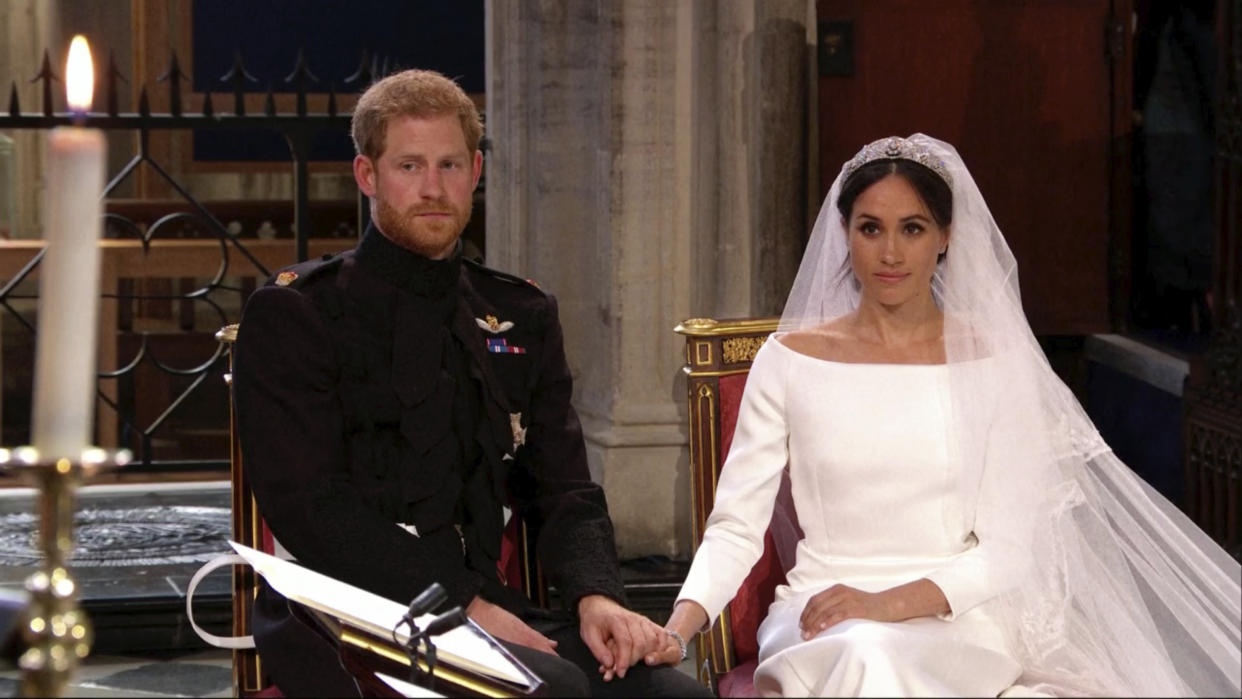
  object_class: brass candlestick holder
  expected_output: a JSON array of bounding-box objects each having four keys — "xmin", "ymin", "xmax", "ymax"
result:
[{"xmin": 0, "ymin": 446, "xmax": 131, "ymax": 697}]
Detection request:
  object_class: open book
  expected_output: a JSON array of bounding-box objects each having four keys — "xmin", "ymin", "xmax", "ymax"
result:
[{"xmin": 228, "ymin": 541, "xmax": 535, "ymax": 690}]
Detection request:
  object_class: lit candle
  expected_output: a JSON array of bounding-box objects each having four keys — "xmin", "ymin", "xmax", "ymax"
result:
[{"xmin": 31, "ymin": 36, "xmax": 106, "ymax": 460}]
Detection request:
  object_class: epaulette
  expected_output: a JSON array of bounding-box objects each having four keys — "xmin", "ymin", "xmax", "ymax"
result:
[
  {"xmin": 462, "ymin": 257, "xmax": 546, "ymax": 294},
  {"xmin": 265, "ymin": 252, "xmax": 344, "ymax": 290}
]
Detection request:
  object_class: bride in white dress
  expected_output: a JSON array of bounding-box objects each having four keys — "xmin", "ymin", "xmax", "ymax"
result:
[{"xmin": 646, "ymin": 135, "xmax": 1241, "ymax": 697}]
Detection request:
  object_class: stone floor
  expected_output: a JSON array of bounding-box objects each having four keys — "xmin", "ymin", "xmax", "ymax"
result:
[
  {"xmin": 0, "ymin": 480, "xmax": 695, "ymax": 697},
  {"xmin": 0, "ymin": 649, "xmax": 233, "ymax": 698},
  {"xmin": 0, "ymin": 482, "xmax": 234, "ymax": 656},
  {"xmin": 1, "ymin": 646, "xmax": 700, "ymax": 697}
]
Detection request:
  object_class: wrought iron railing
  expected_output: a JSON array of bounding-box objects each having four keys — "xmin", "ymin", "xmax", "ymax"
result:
[{"xmin": 0, "ymin": 48, "xmax": 375, "ymax": 474}]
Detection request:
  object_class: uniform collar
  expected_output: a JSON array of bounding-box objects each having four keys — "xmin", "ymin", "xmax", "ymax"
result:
[{"xmin": 355, "ymin": 223, "xmax": 462, "ymax": 299}]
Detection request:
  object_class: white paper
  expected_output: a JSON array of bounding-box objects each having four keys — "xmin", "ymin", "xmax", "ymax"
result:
[
  {"xmin": 375, "ymin": 672, "xmax": 446, "ymax": 698},
  {"xmin": 228, "ymin": 541, "xmax": 531, "ymax": 688}
]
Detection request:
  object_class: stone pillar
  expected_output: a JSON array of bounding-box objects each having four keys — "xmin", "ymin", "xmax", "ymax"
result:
[
  {"xmin": 487, "ymin": 0, "xmax": 815, "ymax": 558},
  {"xmin": 1, "ymin": 0, "xmax": 57, "ymax": 240}
]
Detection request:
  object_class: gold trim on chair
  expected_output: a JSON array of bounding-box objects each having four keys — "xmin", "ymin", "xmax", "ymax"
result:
[
  {"xmin": 336, "ymin": 628, "xmax": 509, "ymax": 697},
  {"xmin": 682, "ymin": 367, "xmax": 760, "ymax": 379},
  {"xmin": 219, "ymin": 323, "xmax": 266, "ymax": 696},
  {"xmin": 722, "ymin": 336, "xmax": 768, "ymax": 364},
  {"xmin": 675, "ymin": 316, "xmax": 779, "ymax": 691},
  {"xmin": 674, "ymin": 317, "xmax": 781, "ymax": 338},
  {"xmin": 695, "ymin": 341, "xmax": 713, "ymax": 367},
  {"xmin": 696, "ymin": 384, "xmax": 721, "ymax": 511}
]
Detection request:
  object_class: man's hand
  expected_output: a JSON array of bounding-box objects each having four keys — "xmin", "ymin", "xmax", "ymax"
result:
[
  {"xmin": 577, "ymin": 594, "xmax": 665, "ymax": 681},
  {"xmin": 466, "ymin": 597, "xmax": 558, "ymax": 655}
]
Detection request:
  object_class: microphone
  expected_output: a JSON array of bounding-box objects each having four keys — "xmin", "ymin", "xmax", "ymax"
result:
[
  {"xmin": 405, "ymin": 582, "xmax": 448, "ymax": 620},
  {"xmin": 395, "ymin": 582, "xmax": 457, "ymax": 691},
  {"xmin": 422, "ymin": 606, "xmax": 467, "ymax": 637}
]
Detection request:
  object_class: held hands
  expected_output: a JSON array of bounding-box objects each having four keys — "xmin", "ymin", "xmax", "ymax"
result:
[
  {"xmin": 466, "ymin": 597, "xmax": 559, "ymax": 655},
  {"xmin": 577, "ymin": 594, "xmax": 666, "ymax": 681},
  {"xmin": 644, "ymin": 599, "xmax": 708, "ymax": 667}
]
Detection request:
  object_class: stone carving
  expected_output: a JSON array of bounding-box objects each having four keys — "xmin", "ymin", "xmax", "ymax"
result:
[{"xmin": 0, "ymin": 505, "xmax": 229, "ymax": 566}]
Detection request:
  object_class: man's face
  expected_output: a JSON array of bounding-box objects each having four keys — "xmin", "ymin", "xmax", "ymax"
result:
[{"xmin": 353, "ymin": 113, "xmax": 483, "ymax": 259}]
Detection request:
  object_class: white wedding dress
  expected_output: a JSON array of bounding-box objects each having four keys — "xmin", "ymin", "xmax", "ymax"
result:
[
  {"xmin": 700, "ymin": 134, "xmax": 1241, "ymax": 696},
  {"xmin": 677, "ymin": 337, "xmax": 1029, "ymax": 697}
]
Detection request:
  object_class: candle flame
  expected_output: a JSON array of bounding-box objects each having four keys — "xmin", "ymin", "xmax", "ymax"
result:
[{"xmin": 65, "ymin": 35, "xmax": 94, "ymax": 114}]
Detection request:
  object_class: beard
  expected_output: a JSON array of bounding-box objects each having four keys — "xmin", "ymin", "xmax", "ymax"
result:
[{"xmin": 373, "ymin": 196, "xmax": 472, "ymax": 259}]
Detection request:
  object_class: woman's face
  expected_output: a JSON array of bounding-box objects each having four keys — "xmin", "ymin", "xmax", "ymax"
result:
[{"xmin": 846, "ymin": 174, "xmax": 948, "ymax": 310}]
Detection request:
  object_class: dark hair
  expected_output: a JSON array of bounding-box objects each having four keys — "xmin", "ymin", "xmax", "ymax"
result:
[{"xmin": 836, "ymin": 159, "xmax": 953, "ymax": 228}]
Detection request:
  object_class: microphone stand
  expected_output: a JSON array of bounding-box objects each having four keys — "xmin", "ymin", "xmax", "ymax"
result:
[{"xmin": 393, "ymin": 583, "xmax": 469, "ymax": 692}]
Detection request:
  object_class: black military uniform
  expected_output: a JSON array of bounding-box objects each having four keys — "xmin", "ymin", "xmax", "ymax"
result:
[{"xmin": 234, "ymin": 226, "xmax": 704, "ymax": 697}]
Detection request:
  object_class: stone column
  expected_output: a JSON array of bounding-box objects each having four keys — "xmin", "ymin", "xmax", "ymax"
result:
[
  {"xmin": 1, "ymin": 0, "xmax": 57, "ymax": 240},
  {"xmin": 487, "ymin": 0, "xmax": 815, "ymax": 558}
]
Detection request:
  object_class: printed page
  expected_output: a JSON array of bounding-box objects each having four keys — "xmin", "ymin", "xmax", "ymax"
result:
[{"xmin": 229, "ymin": 541, "xmax": 530, "ymax": 687}]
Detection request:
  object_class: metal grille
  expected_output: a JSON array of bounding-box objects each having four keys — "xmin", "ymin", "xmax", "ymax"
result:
[{"xmin": 0, "ymin": 48, "xmax": 370, "ymax": 473}]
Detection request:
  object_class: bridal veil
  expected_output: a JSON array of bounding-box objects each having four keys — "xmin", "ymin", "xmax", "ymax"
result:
[{"xmin": 779, "ymin": 134, "xmax": 1241, "ymax": 696}]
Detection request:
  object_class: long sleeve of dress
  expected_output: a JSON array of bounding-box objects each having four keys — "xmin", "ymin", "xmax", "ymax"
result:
[
  {"xmin": 675, "ymin": 340, "xmax": 790, "ymax": 624},
  {"xmin": 924, "ymin": 362, "xmax": 1043, "ymax": 620}
]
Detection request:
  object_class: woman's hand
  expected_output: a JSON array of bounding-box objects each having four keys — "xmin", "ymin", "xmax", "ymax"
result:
[
  {"xmin": 644, "ymin": 600, "xmax": 709, "ymax": 667},
  {"xmin": 799, "ymin": 579, "xmax": 950, "ymax": 639},
  {"xmin": 799, "ymin": 584, "xmax": 895, "ymax": 639}
]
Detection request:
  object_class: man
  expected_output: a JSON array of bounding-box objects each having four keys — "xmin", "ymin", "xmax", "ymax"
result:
[{"xmin": 233, "ymin": 69, "xmax": 707, "ymax": 697}]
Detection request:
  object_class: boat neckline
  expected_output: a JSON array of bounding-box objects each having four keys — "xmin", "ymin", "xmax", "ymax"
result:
[{"xmin": 768, "ymin": 333, "xmax": 951, "ymax": 367}]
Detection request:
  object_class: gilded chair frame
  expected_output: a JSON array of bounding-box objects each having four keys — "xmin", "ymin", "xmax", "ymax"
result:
[
  {"xmin": 216, "ymin": 324, "xmax": 266, "ymax": 695},
  {"xmin": 674, "ymin": 316, "xmax": 780, "ymax": 689}
]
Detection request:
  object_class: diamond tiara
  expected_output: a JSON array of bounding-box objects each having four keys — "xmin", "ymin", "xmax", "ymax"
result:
[{"xmin": 842, "ymin": 136, "xmax": 953, "ymax": 188}]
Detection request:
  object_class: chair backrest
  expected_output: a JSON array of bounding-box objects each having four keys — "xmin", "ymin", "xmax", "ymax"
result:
[
  {"xmin": 216, "ymin": 324, "xmax": 268, "ymax": 696},
  {"xmin": 675, "ymin": 316, "xmax": 797, "ymax": 689},
  {"xmin": 217, "ymin": 322, "xmax": 543, "ymax": 695}
]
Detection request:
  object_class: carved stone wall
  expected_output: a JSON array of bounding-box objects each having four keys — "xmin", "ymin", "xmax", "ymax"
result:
[
  {"xmin": 486, "ymin": 0, "xmax": 816, "ymax": 557},
  {"xmin": 0, "ymin": 0, "xmax": 57, "ymax": 239}
]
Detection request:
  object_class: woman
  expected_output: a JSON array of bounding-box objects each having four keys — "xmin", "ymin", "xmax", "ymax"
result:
[{"xmin": 646, "ymin": 135, "xmax": 1241, "ymax": 696}]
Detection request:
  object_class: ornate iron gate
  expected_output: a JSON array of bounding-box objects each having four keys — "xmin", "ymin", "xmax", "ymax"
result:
[{"xmin": 0, "ymin": 48, "xmax": 372, "ymax": 474}]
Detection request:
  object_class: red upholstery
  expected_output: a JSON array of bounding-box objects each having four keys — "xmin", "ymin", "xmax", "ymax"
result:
[
  {"xmin": 718, "ymin": 373, "xmax": 747, "ymax": 458},
  {"xmin": 498, "ymin": 514, "xmax": 524, "ymax": 591},
  {"xmin": 718, "ymin": 373, "xmax": 788, "ymax": 666},
  {"xmin": 259, "ymin": 520, "xmax": 275, "ymax": 556},
  {"xmin": 728, "ymin": 531, "xmax": 787, "ymax": 664},
  {"xmin": 717, "ymin": 660, "xmax": 761, "ymax": 698},
  {"xmin": 716, "ymin": 366, "xmax": 799, "ymax": 696}
]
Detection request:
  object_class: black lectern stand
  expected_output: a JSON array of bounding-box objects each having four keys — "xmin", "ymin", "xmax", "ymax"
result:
[
  {"xmin": 229, "ymin": 542, "xmax": 545, "ymax": 697},
  {"xmin": 297, "ymin": 603, "xmax": 546, "ymax": 697}
]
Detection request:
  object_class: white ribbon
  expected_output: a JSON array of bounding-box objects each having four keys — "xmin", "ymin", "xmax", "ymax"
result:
[{"xmin": 185, "ymin": 553, "xmax": 255, "ymax": 650}]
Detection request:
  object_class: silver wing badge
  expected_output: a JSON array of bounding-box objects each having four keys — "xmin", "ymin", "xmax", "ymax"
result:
[{"xmin": 476, "ymin": 314, "xmax": 515, "ymax": 334}]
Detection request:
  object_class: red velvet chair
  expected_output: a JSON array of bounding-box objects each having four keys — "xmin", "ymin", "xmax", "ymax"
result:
[
  {"xmin": 675, "ymin": 317, "xmax": 795, "ymax": 697},
  {"xmin": 217, "ymin": 324, "xmax": 542, "ymax": 697}
]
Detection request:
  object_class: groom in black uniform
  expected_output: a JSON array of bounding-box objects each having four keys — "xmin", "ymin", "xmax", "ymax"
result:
[{"xmin": 233, "ymin": 69, "xmax": 707, "ymax": 697}]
